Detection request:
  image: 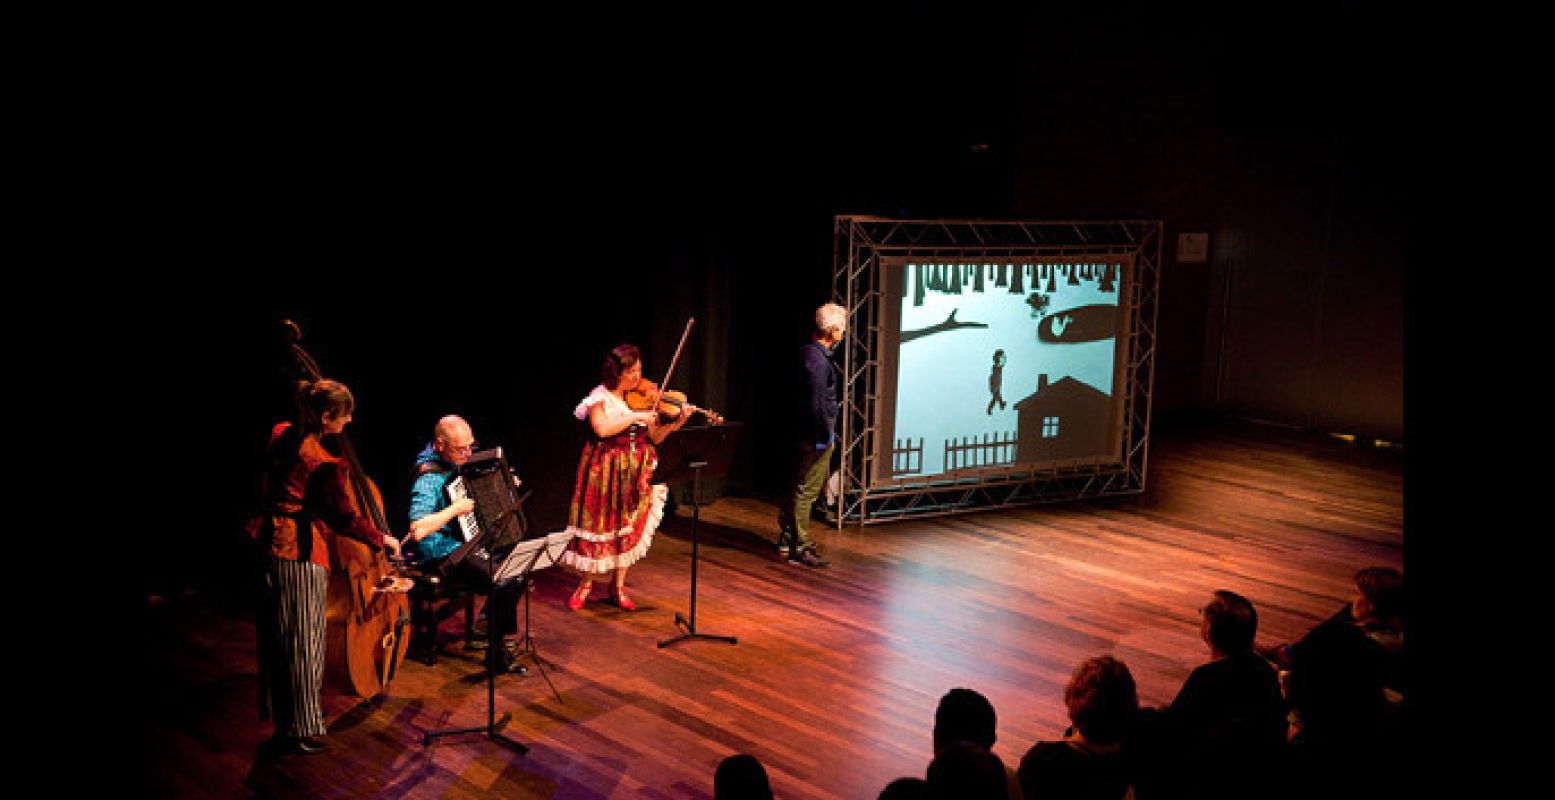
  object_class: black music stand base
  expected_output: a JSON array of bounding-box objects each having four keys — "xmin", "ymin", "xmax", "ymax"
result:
[
  {"xmin": 421, "ymin": 612, "xmax": 529, "ymax": 754},
  {"xmin": 422, "ymin": 579, "xmax": 529, "ymax": 753},
  {"xmin": 510, "ymin": 581, "xmax": 561, "ymax": 703},
  {"xmin": 422, "ymin": 497, "xmax": 547, "ymax": 755},
  {"xmin": 658, "ymin": 610, "xmax": 738, "ymax": 648},
  {"xmin": 422, "ymin": 723, "xmax": 529, "ymax": 754},
  {"xmin": 653, "ymin": 429, "xmax": 741, "ymax": 649}
]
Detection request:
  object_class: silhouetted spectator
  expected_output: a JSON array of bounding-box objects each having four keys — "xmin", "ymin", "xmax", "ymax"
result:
[
  {"xmin": 714, "ymin": 753, "xmax": 773, "ymax": 800},
  {"xmin": 934, "ymin": 687, "xmax": 1022, "ymax": 799},
  {"xmin": 1261, "ymin": 567, "xmax": 1406, "ymax": 799},
  {"xmin": 1017, "ymin": 655, "xmax": 1139, "ymax": 800},
  {"xmin": 1164, "ymin": 590, "xmax": 1288, "ymax": 799},
  {"xmin": 878, "ymin": 776, "xmax": 933, "ymax": 800},
  {"xmin": 929, "ymin": 739, "xmax": 1009, "ymax": 799},
  {"xmin": 1263, "ymin": 566, "xmax": 1407, "ymax": 704}
]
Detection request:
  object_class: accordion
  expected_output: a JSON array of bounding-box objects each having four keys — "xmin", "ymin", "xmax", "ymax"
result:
[{"xmin": 440, "ymin": 447, "xmax": 528, "ymax": 579}]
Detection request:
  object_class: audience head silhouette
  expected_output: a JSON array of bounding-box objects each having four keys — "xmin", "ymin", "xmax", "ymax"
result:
[
  {"xmin": 877, "ymin": 776, "xmax": 933, "ymax": 800},
  {"xmin": 927, "ymin": 739, "xmax": 1008, "ymax": 799},
  {"xmin": 933, "ymin": 687, "xmax": 998, "ymax": 755},
  {"xmin": 1065, "ymin": 655, "xmax": 1139, "ymax": 745},
  {"xmin": 714, "ymin": 753, "xmax": 773, "ymax": 800},
  {"xmin": 1352, "ymin": 566, "xmax": 1403, "ymax": 625},
  {"xmin": 1201, "ymin": 589, "xmax": 1258, "ymax": 656}
]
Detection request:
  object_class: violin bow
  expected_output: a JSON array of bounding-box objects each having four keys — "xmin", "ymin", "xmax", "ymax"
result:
[{"xmin": 651, "ymin": 317, "xmax": 695, "ymax": 410}]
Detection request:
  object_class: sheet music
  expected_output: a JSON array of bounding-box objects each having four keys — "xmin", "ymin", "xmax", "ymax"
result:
[
  {"xmin": 446, "ymin": 475, "xmax": 478, "ymax": 543},
  {"xmin": 492, "ymin": 529, "xmax": 577, "ymax": 584}
]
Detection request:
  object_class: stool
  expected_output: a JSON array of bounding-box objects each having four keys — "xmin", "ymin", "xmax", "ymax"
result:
[{"xmin": 406, "ymin": 568, "xmax": 479, "ymax": 666}]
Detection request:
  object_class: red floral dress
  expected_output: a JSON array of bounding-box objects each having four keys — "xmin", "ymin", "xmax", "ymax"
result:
[{"xmin": 559, "ymin": 387, "xmax": 667, "ymax": 575}]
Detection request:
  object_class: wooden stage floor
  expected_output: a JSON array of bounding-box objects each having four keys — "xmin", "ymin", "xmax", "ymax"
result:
[{"xmin": 146, "ymin": 417, "xmax": 1404, "ymax": 799}]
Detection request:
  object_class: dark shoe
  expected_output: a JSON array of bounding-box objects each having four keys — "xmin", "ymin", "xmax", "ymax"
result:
[
  {"xmin": 275, "ymin": 736, "xmax": 328, "ymax": 756},
  {"xmin": 499, "ymin": 642, "xmax": 530, "ymax": 675},
  {"xmin": 789, "ymin": 549, "xmax": 829, "ymax": 568}
]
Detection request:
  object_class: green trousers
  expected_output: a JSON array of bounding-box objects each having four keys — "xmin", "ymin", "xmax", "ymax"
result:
[{"xmin": 778, "ymin": 442, "xmax": 834, "ymax": 552}]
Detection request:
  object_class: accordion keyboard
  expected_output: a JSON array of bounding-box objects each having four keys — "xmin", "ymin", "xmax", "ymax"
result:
[{"xmin": 446, "ymin": 476, "xmax": 480, "ymax": 542}]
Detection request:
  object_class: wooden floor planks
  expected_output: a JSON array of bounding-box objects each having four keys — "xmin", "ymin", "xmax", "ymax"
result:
[{"xmin": 147, "ymin": 417, "xmax": 1404, "ymax": 798}]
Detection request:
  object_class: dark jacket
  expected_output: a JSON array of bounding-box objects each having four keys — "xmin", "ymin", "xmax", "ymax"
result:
[{"xmin": 796, "ymin": 339, "xmax": 839, "ymax": 448}]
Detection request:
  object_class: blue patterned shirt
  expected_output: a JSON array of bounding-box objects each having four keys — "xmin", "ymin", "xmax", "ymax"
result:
[{"xmin": 407, "ymin": 445, "xmax": 463, "ymax": 566}]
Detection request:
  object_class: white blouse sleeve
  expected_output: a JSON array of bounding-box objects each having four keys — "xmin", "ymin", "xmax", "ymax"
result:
[{"xmin": 573, "ymin": 386, "xmax": 618, "ymax": 421}]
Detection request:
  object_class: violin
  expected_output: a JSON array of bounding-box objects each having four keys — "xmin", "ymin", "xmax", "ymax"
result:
[
  {"xmin": 622, "ymin": 317, "xmax": 725, "ymax": 426},
  {"xmin": 626, "ymin": 378, "xmax": 724, "ymax": 426}
]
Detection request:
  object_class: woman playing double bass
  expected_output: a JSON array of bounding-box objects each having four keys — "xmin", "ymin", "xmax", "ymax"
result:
[
  {"xmin": 247, "ymin": 378, "xmax": 403, "ymax": 756},
  {"xmin": 559, "ymin": 344, "xmax": 696, "ymax": 612}
]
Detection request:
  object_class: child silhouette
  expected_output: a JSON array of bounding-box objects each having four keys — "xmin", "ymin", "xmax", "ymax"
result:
[{"xmin": 987, "ymin": 349, "xmax": 1007, "ymax": 415}]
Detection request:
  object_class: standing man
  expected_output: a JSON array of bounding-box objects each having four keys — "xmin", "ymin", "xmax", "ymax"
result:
[{"xmin": 777, "ymin": 302, "xmax": 846, "ymax": 567}]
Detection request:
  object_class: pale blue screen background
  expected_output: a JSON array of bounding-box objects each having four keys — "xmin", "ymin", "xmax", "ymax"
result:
[{"xmin": 891, "ymin": 262, "xmax": 1124, "ymax": 478}]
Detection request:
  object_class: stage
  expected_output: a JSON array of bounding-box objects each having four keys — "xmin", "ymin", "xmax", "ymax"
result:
[{"xmin": 145, "ymin": 416, "xmax": 1405, "ymax": 799}]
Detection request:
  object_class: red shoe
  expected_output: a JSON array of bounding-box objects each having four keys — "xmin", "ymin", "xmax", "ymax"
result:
[
  {"xmin": 568, "ymin": 585, "xmax": 589, "ymax": 611},
  {"xmin": 611, "ymin": 588, "xmax": 636, "ymax": 611}
]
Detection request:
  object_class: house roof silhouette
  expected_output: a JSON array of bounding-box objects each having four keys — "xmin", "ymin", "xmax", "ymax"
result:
[{"xmin": 1012, "ymin": 375, "xmax": 1109, "ymax": 410}]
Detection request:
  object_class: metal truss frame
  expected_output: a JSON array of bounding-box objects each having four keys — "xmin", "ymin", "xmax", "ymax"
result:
[{"xmin": 831, "ymin": 217, "xmax": 1162, "ymax": 525}]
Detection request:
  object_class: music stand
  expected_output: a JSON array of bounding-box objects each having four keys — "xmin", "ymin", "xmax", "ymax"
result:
[
  {"xmin": 496, "ymin": 530, "xmax": 574, "ymax": 703},
  {"xmin": 422, "ymin": 450, "xmax": 537, "ymax": 754},
  {"xmin": 656, "ymin": 422, "xmax": 742, "ymax": 649}
]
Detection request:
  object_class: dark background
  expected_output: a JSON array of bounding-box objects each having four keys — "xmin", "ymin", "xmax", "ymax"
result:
[
  {"xmin": 127, "ymin": 1, "xmax": 1416, "ymax": 603},
  {"xmin": 100, "ymin": 5, "xmax": 1466, "ymax": 796}
]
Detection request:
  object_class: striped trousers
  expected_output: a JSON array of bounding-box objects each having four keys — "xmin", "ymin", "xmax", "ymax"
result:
[{"xmin": 259, "ymin": 557, "xmax": 329, "ymax": 740}]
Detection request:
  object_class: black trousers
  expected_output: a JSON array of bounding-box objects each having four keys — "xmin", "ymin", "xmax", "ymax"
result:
[{"xmin": 436, "ymin": 556, "xmax": 523, "ymax": 638}]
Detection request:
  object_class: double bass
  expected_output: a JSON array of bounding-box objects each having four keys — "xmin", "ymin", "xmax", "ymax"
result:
[{"xmin": 282, "ymin": 320, "xmax": 413, "ymax": 698}]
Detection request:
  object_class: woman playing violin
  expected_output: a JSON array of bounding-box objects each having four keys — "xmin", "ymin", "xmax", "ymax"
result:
[
  {"xmin": 559, "ymin": 344, "xmax": 695, "ymax": 611},
  {"xmin": 247, "ymin": 379, "xmax": 403, "ymax": 755}
]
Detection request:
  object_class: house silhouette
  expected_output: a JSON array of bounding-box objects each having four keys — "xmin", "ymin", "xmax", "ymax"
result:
[{"xmin": 1012, "ymin": 374, "xmax": 1114, "ymax": 463}]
